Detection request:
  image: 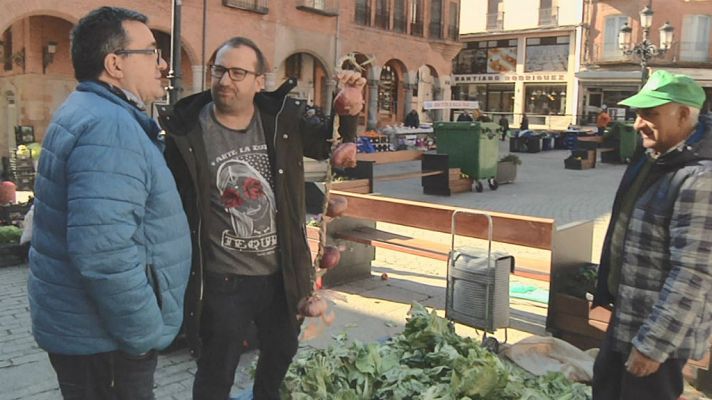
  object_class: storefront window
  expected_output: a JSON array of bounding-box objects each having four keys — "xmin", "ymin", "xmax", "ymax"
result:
[
  {"xmin": 453, "ymin": 39, "xmax": 517, "ymax": 74},
  {"xmin": 378, "ymin": 65, "xmax": 397, "ymax": 112},
  {"xmin": 525, "ymin": 36, "xmax": 569, "ymax": 72},
  {"xmin": 583, "ymin": 87, "xmax": 637, "ymax": 123},
  {"xmin": 525, "ymin": 84, "xmax": 566, "ymax": 115},
  {"xmin": 453, "ymin": 83, "xmax": 514, "ymax": 113}
]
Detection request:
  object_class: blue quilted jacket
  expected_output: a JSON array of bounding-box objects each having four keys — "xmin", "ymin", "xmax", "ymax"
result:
[{"xmin": 28, "ymin": 81, "xmax": 191, "ymax": 356}]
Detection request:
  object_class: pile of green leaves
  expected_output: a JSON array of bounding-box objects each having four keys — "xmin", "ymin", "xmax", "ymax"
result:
[
  {"xmin": 281, "ymin": 303, "xmax": 591, "ymax": 399},
  {"xmin": 0, "ymin": 225, "xmax": 22, "ymax": 244}
]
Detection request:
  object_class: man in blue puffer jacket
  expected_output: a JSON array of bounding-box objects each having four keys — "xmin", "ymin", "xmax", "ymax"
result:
[{"xmin": 28, "ymin": 7, "xmax": 191, "ymax": 399}]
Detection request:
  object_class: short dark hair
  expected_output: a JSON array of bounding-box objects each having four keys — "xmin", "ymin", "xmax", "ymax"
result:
[
  {"xmin": 70, "ymin": 7, "xmax": 148, "ymax": 81},
  {"xmin": 211, "ymin": 37, "xmax": 267, "ymax": 75}
]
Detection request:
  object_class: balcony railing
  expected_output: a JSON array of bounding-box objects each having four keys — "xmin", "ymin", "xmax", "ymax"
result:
[
  {"xmin": 538, "ymin": 7, "xmax": 558, "ymax": 26},
  {"xmin": 429, "ymin": 21, "xmax": 443, "ymax": 39},
  {"xmin": 222, "ymin": 0, "xmax": 268, "ymax": 14},
  {"xmin": 394, "ymin": 16, "xmax": 407, "ymax": 32},
  {"xmin": 679, "ymin": 41, "xmax": 712, "ymax": 63},
  {"xmin": 375, "ymin": 13, "xmax": 390, "ymax": 29},
  {"xmin": 486, "ymin": 12, "xmax": 504, "ymax": 30},
  {"xmin": 296, "ymin": 0, "xmax": 338, "ymax": 16},
  {"xmin": 448, "ymin": 24, "xmax": 458, "ymax": 41},
  {"xmin": 411, "ymin": 21, "xmax": 424, "ymax": 36},
  {"xmin": 355, "ymin": 3, "xmax": 371, "ymax": 26}
]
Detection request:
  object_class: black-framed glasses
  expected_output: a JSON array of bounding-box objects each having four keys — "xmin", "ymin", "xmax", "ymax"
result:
[
  {"xmin": 114, "ymin": 48, "xmax": 162, "ymax": 65},
  {"xmin": 209, "ymin": 64, "xmax": 258, "ymax": 82}
]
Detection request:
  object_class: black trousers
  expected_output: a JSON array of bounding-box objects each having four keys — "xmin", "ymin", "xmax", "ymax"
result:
[
  {"xmin": 592, "ymin": 327, "xmax": 686, "ymax": 400},
  {"xmin": 193, "ymin": 272, "xmax": 299, "ymax": 400},
  {"xmin": 48, "ymin": 350, "xmax": 157, "ymax": 400}
]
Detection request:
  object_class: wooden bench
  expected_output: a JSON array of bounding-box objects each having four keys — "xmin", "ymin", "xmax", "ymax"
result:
[
  {"xmin": 327, "ymin": 190, "xmax": 595, "ymax": 282},
  {"xmin": 337, "ymin": 150, "xmax": 472, "ymax": 196}
]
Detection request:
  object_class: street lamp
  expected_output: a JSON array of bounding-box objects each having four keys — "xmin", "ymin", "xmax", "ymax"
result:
[{"xmin": 617, "ymin": 5, "xmax": 674, "ymax": 83}]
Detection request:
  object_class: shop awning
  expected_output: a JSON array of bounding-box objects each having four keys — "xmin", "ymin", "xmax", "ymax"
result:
[
  {"xmin": 654, "ymin": 68, "xmax": 712, "ymax": 87},
  {"xmin": 575, "ymin": 69, "xmax": 641, "ymax": 82}
]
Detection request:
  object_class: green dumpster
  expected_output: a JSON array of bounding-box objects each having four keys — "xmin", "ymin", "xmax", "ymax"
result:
[
  {"xmin": 434, "ymin": 121, "xmax": 500, "ymax": 192},
  {"xmin": 618, "ymin": 123, "xmax": 639, "ymax": 162}
]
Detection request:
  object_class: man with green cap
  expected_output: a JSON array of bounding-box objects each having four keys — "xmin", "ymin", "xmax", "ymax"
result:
[{"xmin": 592, "ymin": 70, "xmax": 712, "ymax": 399}]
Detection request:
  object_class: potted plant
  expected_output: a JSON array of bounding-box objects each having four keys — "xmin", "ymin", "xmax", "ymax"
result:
[{"xmin": 496, "ymin": 154, "xmax": 521, "ymax": 184}]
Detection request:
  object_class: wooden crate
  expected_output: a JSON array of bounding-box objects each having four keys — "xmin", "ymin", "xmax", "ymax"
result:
[{"xmin": 448, "ymin": 168, "xmax": 472, "ymax": 193}]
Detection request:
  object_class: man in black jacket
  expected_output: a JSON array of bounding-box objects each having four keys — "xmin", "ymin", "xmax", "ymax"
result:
[{"xmin": 159, "ymin": 37, "xmax": 363, "ymax": 400}]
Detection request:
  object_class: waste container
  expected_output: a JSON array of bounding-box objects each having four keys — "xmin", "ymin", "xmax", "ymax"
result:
[
  {"xmin": 541, "ymin": 134, "xmax": 554, "ymax": 151},
  {"xmin": 434, "ymin": 121, "xmax": 500, "ymax": 192},
  {"xmin": 617, "ymin": 123, "xmax": 639, "ymax": 163}
]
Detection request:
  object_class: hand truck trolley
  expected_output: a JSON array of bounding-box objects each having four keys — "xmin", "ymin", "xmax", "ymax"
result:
[{"xmin": 445, "ymin": 209, "xmax": 514, "ymax": 352}]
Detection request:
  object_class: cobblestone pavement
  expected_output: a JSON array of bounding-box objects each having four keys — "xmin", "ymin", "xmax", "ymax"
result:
[{"xmin": 2, "ymin": 144, "xmax": 708, "ymax": 399}]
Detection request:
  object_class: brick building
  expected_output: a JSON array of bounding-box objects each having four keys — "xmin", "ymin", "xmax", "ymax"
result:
[
  {"xmin": 0, "ymin": 0, "xmax": 462, "ymax": 158},
  {"xmin": 577, "ymin": 0, "xmax": 712, "ymax": 124}
]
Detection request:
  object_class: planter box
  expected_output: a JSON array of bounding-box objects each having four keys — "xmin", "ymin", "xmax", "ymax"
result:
[
  {"xmin": 496, "ymin": 161, "xmax": 517, "ymax": 184},
  {"xmin": 549, "ymin": 293, "xmax": 711, "ymax": 370},
  {"xmin": 549, "ymin": 293, "xmax": 609, "ymax": 350},
  {"xmin": 0, "ymin": 242, "xmax": 28, "ymax": 267}
]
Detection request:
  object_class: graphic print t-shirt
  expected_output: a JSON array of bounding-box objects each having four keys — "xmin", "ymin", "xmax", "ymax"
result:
[{"xmin": 201, "ymin": 103, "xmax": 279, "ymax": 276}]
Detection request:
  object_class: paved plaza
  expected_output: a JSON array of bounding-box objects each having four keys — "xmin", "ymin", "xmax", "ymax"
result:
[{"xmin": 2, "ymin": 144, "xmax": 706, "ymax": 399}]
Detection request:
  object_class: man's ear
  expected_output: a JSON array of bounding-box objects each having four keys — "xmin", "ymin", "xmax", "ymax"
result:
[
  {"xmin": 104, "ymin": 53, "xmax": 124, "ymax": 79},
  {"xmin": 255, "ymin": 73, "xmax": 266, "ymax": 92},
  {"xmin": 678, "ymin": 105, "xmax": 691, "ymax": 125}
]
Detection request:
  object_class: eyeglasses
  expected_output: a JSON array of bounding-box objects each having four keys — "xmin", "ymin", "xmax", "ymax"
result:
[
  {"xmin": 114, "ymin": 48, "xmax": 162, "ymax": 65},
  {"xmin": 209, "ymin": 64, "xmax": 259, "ymax": 82}
]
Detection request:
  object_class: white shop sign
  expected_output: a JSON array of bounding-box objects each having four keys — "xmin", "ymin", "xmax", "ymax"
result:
[{"xmin": 423, "ymin": 100, "xmax": 480, "ymax": 110}]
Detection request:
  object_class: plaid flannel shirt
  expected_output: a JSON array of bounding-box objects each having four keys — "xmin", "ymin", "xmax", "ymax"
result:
[{"xmin": 610, "ymin": 121, "xmax": 712, "ymax": 363}]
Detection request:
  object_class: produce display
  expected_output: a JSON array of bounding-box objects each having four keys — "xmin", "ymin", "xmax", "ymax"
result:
[
  {"xmin": 0, "ymin": 225, "xmax": 22, "ymax": 244},
  {"xmin": 282, "ymin": 303, "xmax": 592, "ymax": 400}
]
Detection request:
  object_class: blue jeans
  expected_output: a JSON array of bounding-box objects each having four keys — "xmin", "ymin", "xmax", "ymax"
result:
[
  {"xmin": 48, "ymin": 350, "xmax": 157, "ymax": 400},
  {"xmin": 193, "ymin": 272, "xmax": 299, "ymax": 400}
]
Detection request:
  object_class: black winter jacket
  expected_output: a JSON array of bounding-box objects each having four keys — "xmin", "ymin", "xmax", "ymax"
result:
[{"xmin": 158, "ymin": 79, "xmax": 356, "ymax": 357}]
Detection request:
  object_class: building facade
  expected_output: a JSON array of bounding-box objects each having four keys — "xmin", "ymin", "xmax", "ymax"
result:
[
  {"xmin": 453, "ymin": 0, "xmax": 584, "ymax": 130},
  {"xmin": 0, "ymin": 0, "xmax": 462, "ymax": 158},
  {"xmin": 578, "ymin": 0, "xmax": 712, "ymax": 124}
]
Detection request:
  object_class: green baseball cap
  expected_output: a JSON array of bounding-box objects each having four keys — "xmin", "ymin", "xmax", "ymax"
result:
[{"xmin": 619, "ymin": 70, "xmax": 706, "ymax": 109}]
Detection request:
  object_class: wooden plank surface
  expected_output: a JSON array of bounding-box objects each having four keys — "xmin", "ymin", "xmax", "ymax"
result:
[
  {"xmin": 332, "ymin": 179, "xmax": 370, "ymax": 190},
  {"xmin": 375, "ymin": 170, "xmax": 443, "ymax": 182},
  {"xmin": 331, "ymin": 190, "xmax": 555, "ymax": 250},
  {"xmin": 335, "ymin": 227, "xmax": 450, "ymax": 260},
  {"xmin": 356, "ymin": 150, "xmax": 424, "ymax": 164},
  {"xmin": 335, "ymin": 226, "xmax": 551, "ymax": 279}
]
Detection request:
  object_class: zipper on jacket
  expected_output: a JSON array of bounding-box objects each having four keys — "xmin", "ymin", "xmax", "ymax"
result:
[
  {"xmin": 273, "ymin": 96, "xmax": 289, "ymax": 165},
  {"xmin": 272, "ymin": 97, "xmax": 289, "ymax": 261},
  {"xmin": 273, "ymin": 97, "xmax": 310, "ymax": 229},
  {"xmin": 197, "ymin": 217, "xmax": 204, "ymax": 301}
]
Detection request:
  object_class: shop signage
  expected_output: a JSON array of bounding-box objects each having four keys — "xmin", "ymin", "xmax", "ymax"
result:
[
  {"xmin": 423, "ymin": 100, "xmax": 480, "ymax": 110},
  {"xmin": 453, "ymin": 73, "xmax": 567, "ymax": 83}
]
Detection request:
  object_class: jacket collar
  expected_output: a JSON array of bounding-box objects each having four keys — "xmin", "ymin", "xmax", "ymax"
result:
[
  {"xmin": 655, "ymin": 112, "xmax": 712, "ymax": 167},
  {"xmin": 76, "ymin": 80, "xmax": 161, "ymax": 142}
]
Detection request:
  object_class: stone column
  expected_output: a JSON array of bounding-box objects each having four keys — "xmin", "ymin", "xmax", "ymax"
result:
[
  {"xmin": 264, "ymin": 72, "xmax": 277, "ymax": 92},
  {"xmin": 324, "ymin": 79, "xmax": 337, "ymax": 116},
  {"xmin": 403, "ymin": 83, "xmax": 414, "ymax": 113},
  {"xmin": 191, "ymin": 65, "xmax": 205, "ymax": 94},
  {"xmin": 433, "ymin": 86, "xmax": 443, "ymax": 122},
  {"xmin": 367, "ymin": 78, "xmax": 379, "ymax": 130}
]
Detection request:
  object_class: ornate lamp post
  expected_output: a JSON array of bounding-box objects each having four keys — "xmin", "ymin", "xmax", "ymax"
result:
[
  {"xmin": 167, "ymin": 0, "xmax": 182, "ymax": 105},
  {"xmin": 618, "ymin": 5, "xmax": 674, "ymax": 84}
]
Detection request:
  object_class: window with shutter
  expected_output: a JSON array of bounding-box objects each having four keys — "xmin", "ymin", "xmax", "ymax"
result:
[{"xmin": 680, "ymin": 15, "xmax": 711, "ymax": 62}]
